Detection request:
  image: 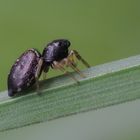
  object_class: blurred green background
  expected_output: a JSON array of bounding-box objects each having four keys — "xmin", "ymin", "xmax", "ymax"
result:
[{"xmin": 0, "ymin": 0, "xmax": 140, "ymax": 91}]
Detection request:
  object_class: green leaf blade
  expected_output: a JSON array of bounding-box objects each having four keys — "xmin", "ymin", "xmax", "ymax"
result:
[{"xmin": 0, "ymin": 55, "xmax": 140, "ymax": 132}]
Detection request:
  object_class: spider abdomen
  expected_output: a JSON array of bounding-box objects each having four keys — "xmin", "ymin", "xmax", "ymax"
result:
[{"xmin": 8, "ymin": 49, "xmax": 41, "ymax": 97}]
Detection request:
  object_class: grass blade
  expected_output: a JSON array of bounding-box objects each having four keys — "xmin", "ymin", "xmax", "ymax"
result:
[{"xmin": 0, "ymin": 55, "xmax": 140, "ymax": 131}]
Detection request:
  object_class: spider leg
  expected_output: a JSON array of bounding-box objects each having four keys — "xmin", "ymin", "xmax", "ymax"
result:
[
  {"xmin": 52, "ymin": 61, "xmax": 79, "ymax": 83},
  {"xmin": 42, "ymin": 71, "xmax": 47, "ymax": 80},
  {"xmin": 62, "ymin": 57, "xmax": 86, "ymax": 78},
  {"xmin": 68, "ymin": 59, "xmax": 86, "ymax": 78},
  {"xmin": 35, "ymin": 58, "xmax": 43, "ymax": 94},
  {"xmin": 71, "ymin": 50, "xmax": 90, "ymax": 68}
]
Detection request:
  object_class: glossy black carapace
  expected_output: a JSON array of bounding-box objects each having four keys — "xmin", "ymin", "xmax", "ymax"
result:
[{"xmin": 8, "ymin": 39, "xmax": 90, "ymax": 97}]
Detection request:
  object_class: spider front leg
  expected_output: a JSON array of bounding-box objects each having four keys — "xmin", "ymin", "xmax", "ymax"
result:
[
  {"xmin": 65, "ymin": 50, "xmax": 90, "ymax": 78},
  {"xmin": 52, "ymin": 61, "xmax": 79, "ymax": 83},
  {"xmin": 70, "ymin": 50, "xmax": 90, "ymax": 68}
]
